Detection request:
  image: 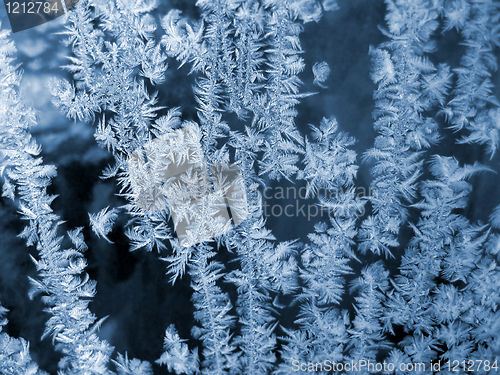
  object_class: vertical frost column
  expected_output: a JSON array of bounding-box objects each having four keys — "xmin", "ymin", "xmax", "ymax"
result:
[
  {"xmin": 382, "ymin": 157, "xmax": 497, "ymax": 369},
  {"xmin": 0, "ymin": 25, "xmax": 47, "ymax": 375},
  {"xmin": 161, "ymin": 0, "xmax": 239, "ymax": 161},
  {"xmin": 0, "ymin": 20, "xmax": 115, "ymax": 374},
  {"xmin": 442, "ymin": 0, "xmax": 500, "ymax": 155},
  {"xmin": 358, "ymin": 0, "xmax": 451, "ymax": 258},
  {"xmin": 161, "ymin": 4, "xmax": 245, "ymax": 372},
  {"xmin": 276, "ymin": 117, "xmax": 365, "ymax": 373},
  {"xmin": 257, "ymin": 0, "xmax": 310, "ymax": 181},
  {"xmin": 161, "ymin": 3, "xmax": 294, "ymax": 373}
]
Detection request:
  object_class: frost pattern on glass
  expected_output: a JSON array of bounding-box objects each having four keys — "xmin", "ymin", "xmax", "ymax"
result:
[{"xmin": 1, "ymin": 0, "xmax": 500, "ymax": 374}]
